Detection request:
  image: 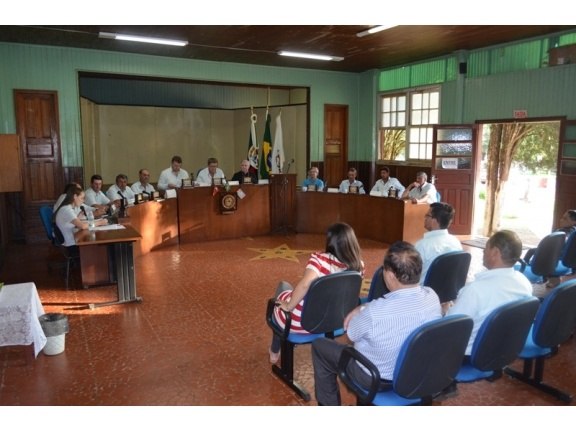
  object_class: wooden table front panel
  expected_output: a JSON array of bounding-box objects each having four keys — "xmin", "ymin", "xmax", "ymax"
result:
[
  {"xmin": 296, "ymin": 192, "xmax": 429, "ymax": 244},
  {"xmin": 177, "ymin": 185, "xmax": 270, "ymax": 243},
  {"xmin": 121, "ymin": 199, "xmax": 179, "ymax": 257}
]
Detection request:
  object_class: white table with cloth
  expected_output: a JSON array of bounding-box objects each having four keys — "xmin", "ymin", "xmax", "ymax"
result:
[{"xmin": 0, "ymin": 282, "xmax": 47, "ymax": 357}]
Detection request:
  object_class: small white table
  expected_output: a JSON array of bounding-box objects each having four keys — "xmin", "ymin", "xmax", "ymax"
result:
[{"xmin": 0, "ymin": 282, "xmax": 47, "ymax": 357}]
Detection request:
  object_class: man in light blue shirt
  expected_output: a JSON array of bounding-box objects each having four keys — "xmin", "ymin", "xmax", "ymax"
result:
[
  {"xmin": 339, "ymin": 167, "xmax": 365, "ymax": 194},
  {"xmin": 302, "ymin": 166, "xmax": 324, "ymax": 191}
]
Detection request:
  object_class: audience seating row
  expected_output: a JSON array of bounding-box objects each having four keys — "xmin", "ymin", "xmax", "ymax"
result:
[{"xmin": 266, "ymin": 271, "xmax": 576, "ymax": 405}]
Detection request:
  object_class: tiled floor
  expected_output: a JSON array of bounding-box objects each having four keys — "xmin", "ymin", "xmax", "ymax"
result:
[{"xmin": 1, "ymin": 233, "xmax": 575, "ymax": 412}]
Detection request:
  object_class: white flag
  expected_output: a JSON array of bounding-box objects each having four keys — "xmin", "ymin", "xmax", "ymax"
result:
[{"xmin": 271, "ymin": 112, "xmax": 285, "ymax": 174}]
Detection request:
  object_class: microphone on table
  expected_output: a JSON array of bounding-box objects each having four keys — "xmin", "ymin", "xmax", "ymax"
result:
[
  {"xmin": 285, "ymin": 158, "xmax": 295, "ymax": 174},
  {"xmin": 80, "ymin": 205, "xmax": 87, "ymax": 218}
]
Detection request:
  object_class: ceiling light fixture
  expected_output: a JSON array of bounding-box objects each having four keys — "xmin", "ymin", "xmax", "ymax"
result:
[
  {"xmin": 356, "ymin": 25, "xmax": 397, "ymax": 38},
  {"xmin": 99, "ymin": 32, "xmax": 188, "ymax": 47},
  {"xmin": 278, "ymin": 50, "xmax": 344, "ymax": 62}
]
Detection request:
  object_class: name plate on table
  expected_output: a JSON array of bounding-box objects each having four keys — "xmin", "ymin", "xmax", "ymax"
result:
[
  {"xmin": 307, "ymin": 184, "xmax": 317, "ymax": 192},
  {"xmin": 243, "ymin": 177, "xmax": 252, "ymax": 184},
  {"xmin": 150, "ymin": 191, "xmax": 160, "ymax": 200},
  {"xmin": 213, "ymin": 177, "xmax": 223, "ymax": 186},
  {"xmin": 134, "ymin": 193, "xmax": 144, "ymax": 204},
  {"xmin": 182, "ymin": 178, "xmax": 193, "ymax": 188},
  {"xmin": 348, "ymin": 185, "xmax": 359, "ymax": 194}
]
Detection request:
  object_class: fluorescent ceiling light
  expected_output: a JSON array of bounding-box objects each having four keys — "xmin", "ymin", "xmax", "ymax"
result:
[
  {"xmin": 278, "ymin": 51, "xmax": 344, "ymax": 62},
  {"xmin": 99, "ymin": 32, "xmax": 188, "ymax": 47},
  {"xmin": 356, "ymin": 25, "xmax": 397, "ymax": 38}
]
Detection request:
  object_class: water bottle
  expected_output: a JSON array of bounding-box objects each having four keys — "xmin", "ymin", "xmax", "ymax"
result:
[{"xmin": 87, "ymin": 209, "xmax": 95, "ymax": 231}]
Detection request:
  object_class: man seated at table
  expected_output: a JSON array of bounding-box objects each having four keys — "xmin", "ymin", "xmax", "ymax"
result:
[
  {"xmin": 197, "ymin": 157, "xmax": 225, "ymax": 185},
  {"xmin": 106, "ymin": 174, "xmax": 136, "ymax": 205},
  {"xmin": 131, "ymin": 168, "xmax": 156, "ymax": 197},
  {"xmin": 401, "ymin": 171, "xmax": 437, "ymax": 204},
  {"xmin": 231, "ymin": 159, "xmax": 258, "ymax": 184},
  {"xmin": 370, "ymin": 166, "xmax": 405, "ymax": 198},
  {"xmin": 84, "ymin": 174, "xmax": 111, "ymax": 215},
  {"xmin": 302, "ymin": 166, "xmax": 324, "ymax": 191},
  {"xmin": 338, "ymin": 167, "xmax": 365, "ymax": 194},
  {"xmin": 157, "ymin": 155, "xmax": 190, "ymax": 192}
]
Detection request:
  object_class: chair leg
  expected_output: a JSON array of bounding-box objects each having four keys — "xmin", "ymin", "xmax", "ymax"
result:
[
  {"xmin": 504, "ymin": 360, "xmax": 573, "ymax": 403},
  {"xmin": 271, "ymin": 340, "xmax": 311, "ymax": 401}
]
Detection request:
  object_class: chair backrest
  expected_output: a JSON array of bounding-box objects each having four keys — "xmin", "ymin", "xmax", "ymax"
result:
[
  {"xmin": 367, "ymin": 266, "xmax": 389, "ymax": 301},
  {"xmin": 423, "ymin": 251, "xmax": 471, "ymax": 303},
  {"xmin": 561, "ymin": 230, "xmax": 576, "ymax": 269},
  {"xmin": 393, "ymin": 315, "xmax": 473, "ymax": 399},
  {"xmin": 300, "ymin": 271, "xmax": 362, "ymax": 334},
  {"xmin": 532, "ymin": 279, "xmax": 576, "ymax": 348},
  {"xmin": 39, "ymin": 205, "xmax": 55, "ymax": 243},
  {"xmin": 529, "ymin": 232, "xmax": 566, "ymax": 277},
  {"xmin": 470, "ymin": 297, "xmax": 540, "ymax": 371}
]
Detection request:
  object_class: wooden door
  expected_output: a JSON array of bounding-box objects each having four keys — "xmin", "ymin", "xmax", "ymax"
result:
[
  {"xmin": 14, "ymin": 90, "xmax": 63, "ymax": 205},
  {"xmin": 431, "ymin": 124, "xmax": 478, "ymax": 235},
  {"xmin": 323, "ymin": 105, "xmax": 348, "ymax": 188},
  {"xmin": 554, "ymin": 119, "xmax": 576, "ymax": 223}
]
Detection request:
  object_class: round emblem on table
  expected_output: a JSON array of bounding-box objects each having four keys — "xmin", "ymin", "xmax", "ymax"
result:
[{"xmin": 222, "ymin": 194, "xmax": 236, "ymax": 210}]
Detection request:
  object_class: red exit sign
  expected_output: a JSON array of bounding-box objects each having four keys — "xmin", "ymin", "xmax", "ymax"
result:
[{"xmin": 513, "ymin": 110, "xmax": 528, "ymax": 119}]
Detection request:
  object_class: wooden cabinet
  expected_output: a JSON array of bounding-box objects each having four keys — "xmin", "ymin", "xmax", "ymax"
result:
[{"xmin": 0, "ymin": 135, "xmax": 23, "ymax": 193}]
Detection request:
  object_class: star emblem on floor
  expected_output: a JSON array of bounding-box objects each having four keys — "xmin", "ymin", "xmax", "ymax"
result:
[{"xmin": 248, "ymin": 243, "xmax": 312, "ymax": 262}]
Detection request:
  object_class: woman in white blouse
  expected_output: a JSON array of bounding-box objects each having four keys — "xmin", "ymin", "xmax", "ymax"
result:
[{"xmin": 54, "ymin": 185, "xmax": 107, "ymax": 255}]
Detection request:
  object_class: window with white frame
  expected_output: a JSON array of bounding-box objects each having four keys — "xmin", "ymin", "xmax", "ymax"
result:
[{"xmin": 378, "ymin": 88, "xmax": 440, "ymax": 161}]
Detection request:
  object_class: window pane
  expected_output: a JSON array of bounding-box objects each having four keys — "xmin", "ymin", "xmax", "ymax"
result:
[
  {"xmin": 412, "ymin": 111, "xmax": 422, "ymax": 125},
  {"xmin": 382, "ymin": 113, "xmax": 390, "ymax": 127},
  {"xmin": 429, "ymin": 109, "xmax": 439, "ymax": 124},
  {"xmin": 379, "ymin": 129, "xmax": 406, "ymax": 161},
  {"xmin": 430, "ymin": 92, "xmax": 439, "ymax": 108},
  {"xmin": 398, "ymin": 96, "xmax": 406, "ymax": 111},
  {"xmin": 412, "ymin": 93, "xmax": 422, "ymax": 109},
  {"xmin": 383, "ymin": 98, "xmax": 390, "ymax": 111},
  {"xmin": 398, "ymin": 112, "xmax": 406, "ymax": 127}
]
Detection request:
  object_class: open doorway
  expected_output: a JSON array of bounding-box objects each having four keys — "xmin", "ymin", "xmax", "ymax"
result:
[{"xmin": 473, "ymin": 119, "xmax": 561, "ymax": 248}]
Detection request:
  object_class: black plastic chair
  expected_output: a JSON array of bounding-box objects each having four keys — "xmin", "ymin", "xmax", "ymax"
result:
[
  {"xmin": 265, "ymin": 271, "xmax": 362, "ymax": 401},
  {"xmin": 504, "ymin": 280, "xmax": 576, "ymax": 402},
  {"xmin": 515, "ymin": 231, "xmax": 566, "ymax": 284},
  {"xmin": 338, "ymin": 315, "xmax": 473, "ymax": 405},
  {"xmin": 455, "ymin": 297, "xmax": 540, "ymax": 383},
  {"xmin": 39, "ymin": 205, "xmax": 79, "ymax": 289},
  {"xmin": 364, "ymin": 265, "xmax": 389, "ymax": 302},
  {"xmin": 423, "ymin": 251, "xmax": 471, "ymax": 303}
]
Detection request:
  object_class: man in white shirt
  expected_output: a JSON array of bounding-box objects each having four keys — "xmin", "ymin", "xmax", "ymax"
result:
[
  {"xmin": 338, "ymin": 167, "xmax": 365, "ymax": 194},
  {"xmin": 131, "ymin": 168, "xmax": 156, "ymax": 196},
  {"xmin": 402, "ymin": 171, "xmax": 437, "ymax": 204},
  {"xmin": 370, "ymin": 166, "xmax": 405, "ymax": 198},
  {"xmin": 84, "ymin": 174, "xmax": 111, "ymax": 213},
  {"xmin": 106, "ymin": 174, "xmax": 136, "ymax": 204},
  {"xmin": 196, "ymin": 157, "xmax": 225, "ymax": 185},
  {"xmin": 415, "ymin": 202, "xmax": 463, "ymax": 284},
  {"xmin": 157, "ymin": 155, "xmax": 190, "ymax": 192},
  {"xmin": 447, "ymin": 230, "xmax": 534, "ymax": 355}
]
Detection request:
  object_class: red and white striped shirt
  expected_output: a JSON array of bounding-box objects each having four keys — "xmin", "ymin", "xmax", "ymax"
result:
[{"xmin": 273, "ymin": 252, "xmax": 359, "ymax": 334}]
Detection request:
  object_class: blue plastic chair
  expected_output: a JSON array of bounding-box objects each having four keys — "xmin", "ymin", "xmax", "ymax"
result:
[
  {"xmin": 504, "ymin": 280, "xmax": 576, "ymax": 402},
  {"xmin": 338, "ymin": 315, "xmax": 473, "ymax": 405},
  {"xmin": 423, "ymin": 251, "xmax": 471, "ymax": 303},
  {"xmin": 515, "ymin": 232, "xmax": 566, "ymax": 284},
  {"xmin": 455, "ymin": 297, "xmax": 540, "ymax": 383},
  {"xmin": 265, "ymin": 271, "xmax": 362, "ymax": 401}
]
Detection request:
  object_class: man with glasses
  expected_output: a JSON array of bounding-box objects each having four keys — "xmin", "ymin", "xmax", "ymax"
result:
[{"xmin": 415, "ymin": 202, "xmax": 462, "ymax": 284}]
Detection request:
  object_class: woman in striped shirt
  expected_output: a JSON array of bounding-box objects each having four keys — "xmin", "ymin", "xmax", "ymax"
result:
[{"xmin": 269, "ymin": 222, "xmax": 364, "ymax": 363}]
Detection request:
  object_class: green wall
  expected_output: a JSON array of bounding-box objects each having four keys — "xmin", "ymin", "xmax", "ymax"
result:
[{"xmin": 0, "ymin": 42, "xmax": 372, "ymax": 166}]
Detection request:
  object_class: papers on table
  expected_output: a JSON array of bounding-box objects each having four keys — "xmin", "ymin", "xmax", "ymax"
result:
[{"xmin": 93, "ymin": 224, "xmax": 126, "ymax": 231}]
